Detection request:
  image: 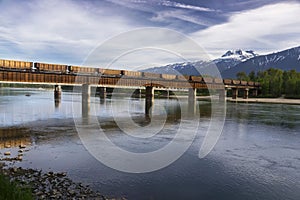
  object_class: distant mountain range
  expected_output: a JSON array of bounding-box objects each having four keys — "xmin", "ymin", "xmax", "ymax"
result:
[{"xmin": 142, "ymin": 46, "xmax": 300, "ymax": 78}]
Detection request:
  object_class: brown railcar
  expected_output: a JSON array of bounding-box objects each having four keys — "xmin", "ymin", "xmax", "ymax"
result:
[
  {"xmin": 240, "ymin": 81, "xmax": 247, "ymax": 85},
  {"xmin": 142, "ymin": 72, "xmax": 161, "ymax": 79},
  {"xmin": 35, "ymin": 62, "xmax": 67, "ymax": 73},
  {"xmin": 0, "ymin": 59, "xmax": 32, "ymax": 70},
  {"xmin": 122, "ymin": 70, "xmax": 142, "ymax": 77},
  {"xmin": 214, "ymin": 78, "xmax": 223, "ymax": 84},
  {"xmin": 176, "ymin": 75, "xmax": 190, "ymax": 81},
  {"xmin": 223, "ymin": 79, "xmax": 232, "ymax": 85},
  {"xmin": 232, "ymin": 80, "xmax": 241, "ymax": 85},
  {"xmin": 99, "ymin": 69, "xmax": 123, "ymax": 76},
  {"xmin": 203, "ymin": 77, "xmax": 213, "ymax": 83},
  {"xmin": 70, "ymin": 66, "xmax": 96, "ymax": 74},
  {"xmin": 190, "ymin": 76, "xmax": 203, "ymax": 82},
  {"xmin": 161, "ymin": 74, "xmax": 177, "ymax": 80},
  {"xmin": 248, "ymin": 81, "xmax": 254, "ymax": 86}
]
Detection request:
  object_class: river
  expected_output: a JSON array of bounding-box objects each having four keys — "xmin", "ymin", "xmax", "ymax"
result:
[{"xmin": 0, "ymin": 88, "xmax": 299, "ymax": 200}]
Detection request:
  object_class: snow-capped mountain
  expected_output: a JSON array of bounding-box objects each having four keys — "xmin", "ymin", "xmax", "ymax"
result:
[
  {"xmin": 142, "ymin": 46, "xmax": 300, "ymax": 78},
  {"xmin": 220, "ymin": 50, "xmax": 258, "ymax": 61},
  {"xmin": 142, "ymin": 49, "xmax": 258, "ymax": 75},
  {"xmin": 222, "ymin": 46, "xmax": 300, "ymax": 78}
]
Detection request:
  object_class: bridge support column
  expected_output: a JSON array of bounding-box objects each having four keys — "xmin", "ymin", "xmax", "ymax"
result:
[
  {"xmin": 82, "ymin": 84, "xmax": 90, "ymax": 117},
  {"xmin": 232, "ymin": 88, "xmax": 238, "ymax": 99},
  {"xmin": 145, "ymin": 86, "xmax": 154, "ymax": 115},
  {"xmin": 243, "ymin": 88, "xmax": 249, "ymax": 99},
  {"xmin": 54, "ymin": 85, "xmax": 61, "ymax": 100},
  {"xmin": 99, "ymin": 87, "xmax": 106, "ymax": 99},
  {"xmin": 133, "ymin": 89, "xmax": 142, "ymax": 98},
  {"xmin": 188, "ymin": 88, "xmax": 196, "ymax": 102},
  {"xmin": 219, "ymin": 88, "xmax": 227, "ymax": 101},
  {"xmin": 252, "ymin": 89, "xmax": 258, "ymax": 97}
]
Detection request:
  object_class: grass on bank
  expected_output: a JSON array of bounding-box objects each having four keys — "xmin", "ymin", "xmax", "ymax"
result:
[{"xmin": 0, "ymin": 174, "xmax": 33, "ymax": 200}]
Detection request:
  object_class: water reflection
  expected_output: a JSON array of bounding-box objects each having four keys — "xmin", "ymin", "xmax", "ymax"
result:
[{"xmin": 0, "ymin": 128, "xmax": 31, "ymax": 149}]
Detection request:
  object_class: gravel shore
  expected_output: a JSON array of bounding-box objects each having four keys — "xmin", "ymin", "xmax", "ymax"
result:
[{"xmin": 0, "ymin": 162, "xmax": 107, "ymax": 200}]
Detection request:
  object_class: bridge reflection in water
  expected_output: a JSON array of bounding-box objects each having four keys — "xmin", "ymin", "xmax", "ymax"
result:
[{"xmin": 0, "ymin": 128, "xmax": 31, "ymax": 149}]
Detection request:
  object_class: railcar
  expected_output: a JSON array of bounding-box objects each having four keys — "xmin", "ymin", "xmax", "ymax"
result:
[
  {"xmin": 240, "ymin": 80, "xmax": 247, "ymax": 85},
  {"xmin": 247, "ymin": 81, "xmax": 254, "ymax": 86},
  {"xmin": 70, "ymin": 66, "xmax": 97, "ymax": 75},
  {"xmin": 223, "ymin": 79, "xmax": 232, "ymax": 85},
  {"xmin": 213, "ymin": 78, "xmax": 223, "ymax": 84},
  {"xmin": 142, "ymin": 72, "xmax": 161, "ymax": 79},
  {"xmin": 99, "ymin": 69, "xmax": 123, "ymax": 77},
  {"xmin": 34, "ymin": 62, "xmax": 67, "ymax": 73},
  {"xmin": 176, "ymin": 75, "xmax": 190, "ymax": 81},
  {"xmin": 190, "ymin": 76, "xmax": 203, "ymax": 82},
  {"xmin": 232, "ymin": 80, "xmax": 241, "ymax": 85},
  {"xmin": 0, "ymin": 59, "xmax": 33, "ymax": 71},
  {"xmin": 203, "ymin": 77, "xmax": 213, "ymax": 83},
  {"xmin": 161, "ymin": 74, "xmax": 177, "ymax": 80},
  {"xmin": 122, "ymin": 70, "xmax": 142, "ymax": 77}
]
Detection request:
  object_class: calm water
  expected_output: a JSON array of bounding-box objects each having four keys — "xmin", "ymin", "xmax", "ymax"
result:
[{"xmin": 0, "ymin": 88, "xmax": 299, "ymax": 200}]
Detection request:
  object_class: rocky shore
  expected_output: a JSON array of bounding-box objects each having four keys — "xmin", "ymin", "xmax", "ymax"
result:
[
  {"xmin": 0, "ymin": 143, "xmax": 116, "ymax": 200},
  {"xmin": 0, "ymin": 162, "xmax": 107, "ymax": 200}
]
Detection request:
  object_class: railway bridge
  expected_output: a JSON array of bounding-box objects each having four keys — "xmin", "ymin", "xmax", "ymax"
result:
[{"xmin": 0, "ymin": 59, "xmax": 260, "ymax": 115}]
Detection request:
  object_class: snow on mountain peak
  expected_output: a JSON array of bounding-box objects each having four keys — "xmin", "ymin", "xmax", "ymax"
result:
[{"xmin": 221, "ymin": 49, "xmax": 258, "ymax": 61}]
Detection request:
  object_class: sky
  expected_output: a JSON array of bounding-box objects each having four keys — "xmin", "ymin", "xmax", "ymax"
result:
[{"xmin": 0, "ymin": 0, "xmax": 300, "ymax": 69}]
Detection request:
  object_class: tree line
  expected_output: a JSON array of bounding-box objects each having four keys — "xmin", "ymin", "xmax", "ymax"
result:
[{"xmin": 236, "ymin": 68, "xmax": 300, "ymax": 98}]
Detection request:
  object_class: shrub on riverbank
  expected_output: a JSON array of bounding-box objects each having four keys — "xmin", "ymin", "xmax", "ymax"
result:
[
  {"xmin": 0, "ymin": 174, "xmax": 33, "ymax": 200},
  {"xmin": 237, "ymin": 68, "xmax": 300, "ymax": 98}
]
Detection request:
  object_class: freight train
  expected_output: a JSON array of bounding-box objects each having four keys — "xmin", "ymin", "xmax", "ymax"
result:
[{"xmin": 0, "ymin": 58, "xmax": 258, "ymax": 86}]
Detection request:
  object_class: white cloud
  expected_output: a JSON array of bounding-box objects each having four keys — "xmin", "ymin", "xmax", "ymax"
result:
[
  {"xmin": 161, "ymin": 1, "xmax": 216, "ymax": 12},
  {"xmin": 0, "ymin": 0, "xmax": 133, "ymax": 63},
  {"xmin": 190, "ymin": 2, "xmax": 300, "ymax": 58},
  {"xmin": 150, "ymin": 10, "xmax": 213, "ymax": 27}
]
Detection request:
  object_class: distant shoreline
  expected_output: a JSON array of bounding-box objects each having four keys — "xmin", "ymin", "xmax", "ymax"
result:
[{"xmin": 227, "ymin": 97, "xmax": 300, "ymax": 105}]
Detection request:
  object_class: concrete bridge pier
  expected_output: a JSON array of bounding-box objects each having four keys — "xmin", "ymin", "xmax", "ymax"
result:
[
  {"xmin": 188, "ymin": 88, "xmax": 196, "ymax": 102},
  {"xmin": 232, "ymin": 88, "xmax": 238, "ymax": 99},
  {"xmin": 243, "ymin": 88, "xmax": 249, "ymax": 99},
  {"xmin": 54, "ymin": 85, "xmax": 61, "ymax": 100},
  {"xmin": 145, "ymin": 86, "xmax": 154, "ymax": 115},
  {"xmin": 133, "ymin": 89, "xmax": 142, "ymax": 98},
  {"xmin": 218, "ymin": 88, "xmax": 227, "ymax": 101},
  {"xmin": 82, "ymin": 84, "xmax": 91, "ymax": 117},
  {"xmin": 99, "ymin": 87, "xmax": 106, "ymax": 99},
  {"xmin": 252, "ymin": 89, "xmax": 258, "ymax": 97}
]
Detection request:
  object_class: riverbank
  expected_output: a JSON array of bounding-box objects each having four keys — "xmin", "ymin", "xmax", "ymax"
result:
[
  {"xmin": 0, "ymin": 162, "xmax": 107, "ymax": 199},
  {"xmin": 227, "ymin": 97, "xmax": 300, "ymax": 105}
]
